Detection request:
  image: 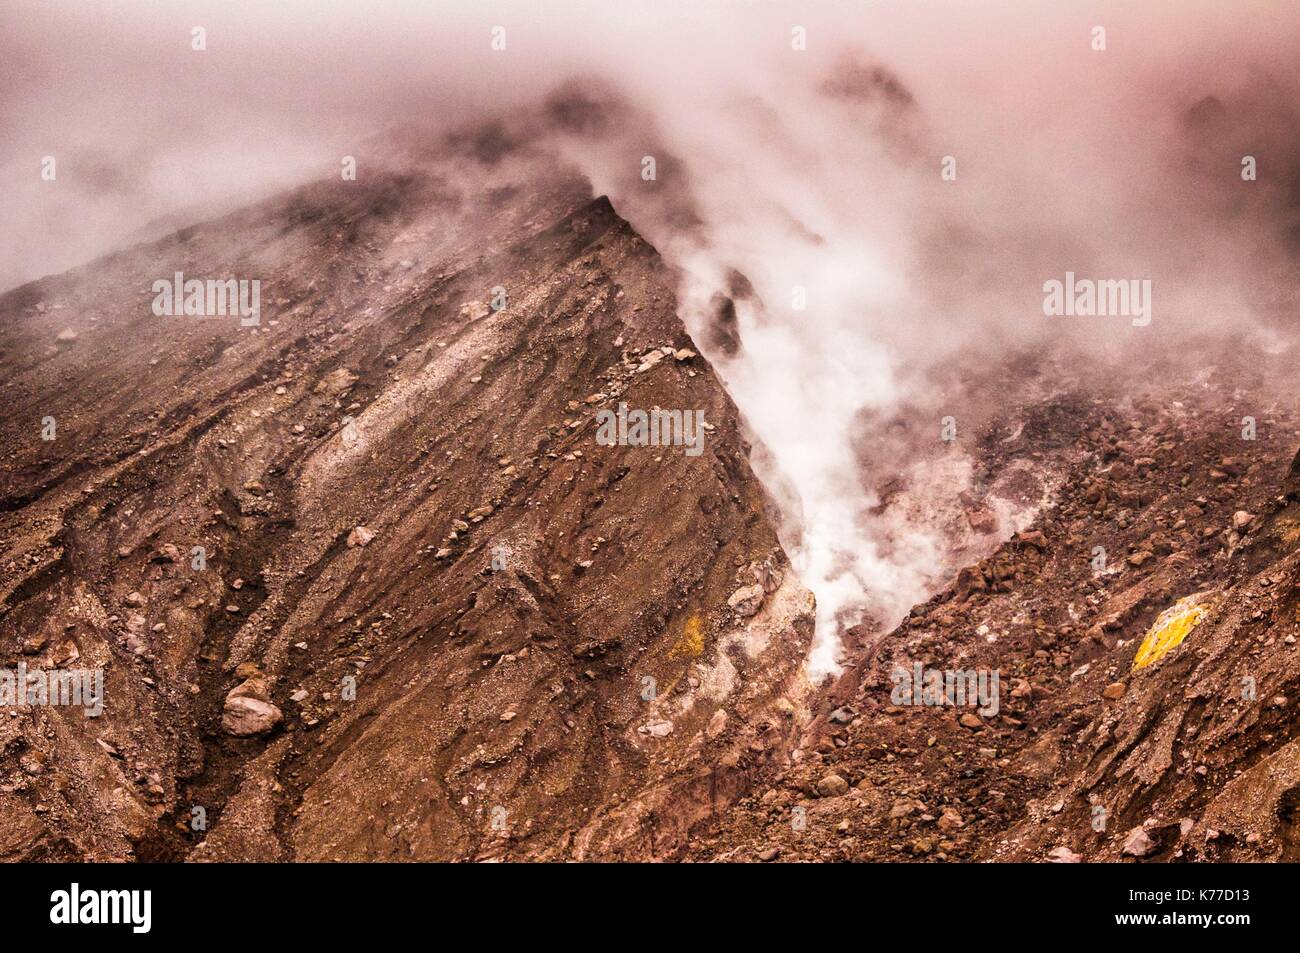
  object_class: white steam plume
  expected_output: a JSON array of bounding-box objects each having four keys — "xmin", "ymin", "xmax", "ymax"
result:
[{"xmin": 7, "ymin": 0, "xmax": 1300, "ymax": 675}]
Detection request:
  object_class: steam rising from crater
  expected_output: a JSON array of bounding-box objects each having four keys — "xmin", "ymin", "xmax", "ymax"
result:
[{"xmin": 7, "ymin": 0, "xmax": 1300, "ymax": 674}]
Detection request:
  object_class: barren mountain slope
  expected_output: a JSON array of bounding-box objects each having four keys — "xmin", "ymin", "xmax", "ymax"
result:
[
  {"xmin": 5, "ymin": 128, "xmax": 1300, "ymax": 865},
  {"xmin": 0, "ymin": 142, "xmax": 813, "ymax": 861}
]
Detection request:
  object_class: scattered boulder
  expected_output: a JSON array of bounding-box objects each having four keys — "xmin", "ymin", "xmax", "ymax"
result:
[
  {"xmin": 316, "ymin": 367, "xmax": 358, "ymax": 396},
  {"xmin": 1121, "ymin": 826, "xmax": 1156, "ymax": 858},
  {"xmin": 816, "ymin": 772, "xmax": 850, "ymax": 797},
  {"xmin": 1019, "ymin": 530, "xmax": 1048, "ymax": 550},
  {"xmin": 347, "ymin": 525, "xmax": 376, "ymax": 547},
  {"xmin": 728, "ymin": 584, "xmax": 765, "ymax": 618},
  {"xmin": 640, "ymin": 720, "xmax": 674, "ymax": 738},
  {"xmin": 706, "ymin": 709, "xmax": 728, "ymax": 738},
  {"xmin": 222, "ymin": 675, "xmax": 283, "ymax": 737},
  {"xmin": 635, "ymin": 350, "xmax": 665, "ymax": 374},
  {"xmin": 938, "ymin": 807, "xmax": 965, "ymax": 831},
  {"xmin": 222, "ymin": 696, "xmax": 283, "ymax": 737}
]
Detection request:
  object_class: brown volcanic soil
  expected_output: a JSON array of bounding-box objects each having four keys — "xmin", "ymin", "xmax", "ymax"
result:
[
  {"xmin": 0, "ymin": 140, "xmax": 813, "ymax": 861},
  {"xmin": 4, "ymin": 126, "xmax": 1300, "ymax": 864},
  {"xmin": 689, "ymin": 367, "xmax": 1300, "ymax": 863}
]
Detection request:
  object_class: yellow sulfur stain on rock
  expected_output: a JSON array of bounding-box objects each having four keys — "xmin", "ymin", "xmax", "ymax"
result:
[
  {"xmin": 669, "ymin": 614, "xmax": 705, "ymax": 660},
  {"xmin": 1133, "ymin": 596, "xmax": 1209, "ymax": 669}
]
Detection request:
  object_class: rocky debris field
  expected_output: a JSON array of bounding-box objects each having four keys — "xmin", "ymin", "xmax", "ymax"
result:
[{"xmin": 688, "ymin": 369, "xmax": 1300, "ymax": 862}]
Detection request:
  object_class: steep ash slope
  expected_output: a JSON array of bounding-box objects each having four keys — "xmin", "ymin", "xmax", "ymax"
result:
[{"xmin": 0, "ymin": 144, "xmax": 812, "ymax": 861}]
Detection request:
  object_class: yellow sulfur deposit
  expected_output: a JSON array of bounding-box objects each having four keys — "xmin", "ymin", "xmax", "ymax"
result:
[
  {"xmin": 669, "ymin": 614, "xmax": 706, "ymax": 660},
  {"xmin": 1133, "ymin": 596, "xmax": 1209, "ymax": 669}
]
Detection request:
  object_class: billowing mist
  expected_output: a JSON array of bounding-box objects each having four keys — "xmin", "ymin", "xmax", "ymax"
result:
[{"xmin": 7, "ymin": 0, "xmax": 1300, "ymax": 673}]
